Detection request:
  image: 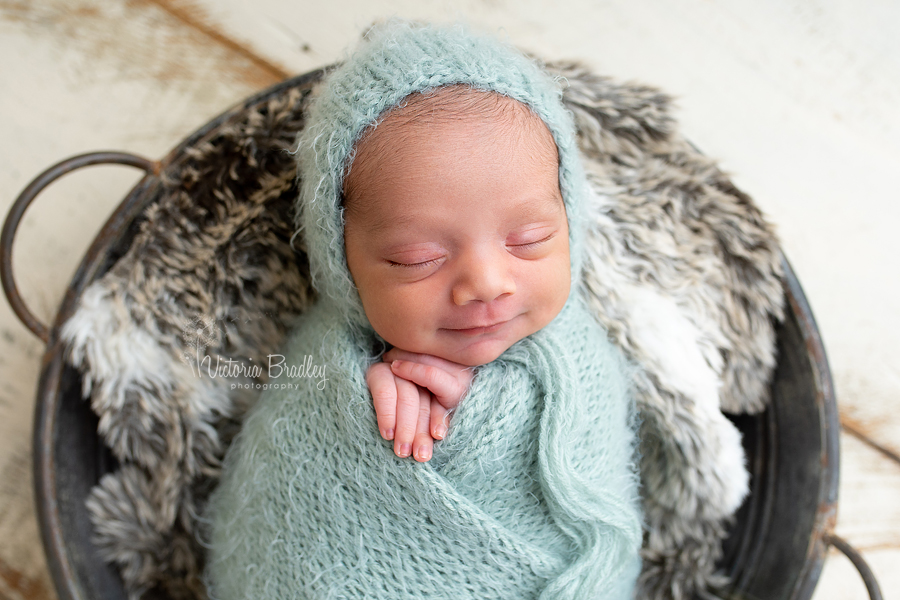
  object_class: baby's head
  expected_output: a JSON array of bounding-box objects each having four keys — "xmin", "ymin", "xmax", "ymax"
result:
[
  {"xmin": 342, "ymin": 86, "xmax": 570, "ymax": 366},
  {"xmin": 296, "ymin": 22, "xmax": 588, "ymax": 365}
]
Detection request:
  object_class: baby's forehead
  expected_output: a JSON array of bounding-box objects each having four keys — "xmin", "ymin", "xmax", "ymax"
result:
[
  {"xmin": 341, "ymin": 87, "xmax": 566, "ymax": 240},
  {"xmin": 343, "ymin": 86, "xmax": 560, "ymax": 196},
  {"xmin": 357, "ymin": 87, "xmax": 550, "ymax": 152}
]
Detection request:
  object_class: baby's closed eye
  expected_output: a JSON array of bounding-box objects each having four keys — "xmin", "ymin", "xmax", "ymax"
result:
[
  {"xmin": 383, "ymin": 243, "xmax": 447, "ymax": 270},
  {"xmin": 506, "ymin": 224, "xmax": 561, "ymax": 257}
]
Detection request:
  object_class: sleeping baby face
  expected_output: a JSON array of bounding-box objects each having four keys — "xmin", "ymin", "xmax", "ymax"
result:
[{"xmin": 343, "ymin": 87, "xmax": 571, "ymax": 367}]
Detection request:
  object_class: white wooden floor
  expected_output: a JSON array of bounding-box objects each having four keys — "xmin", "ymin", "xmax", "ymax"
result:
[{"xmin": 1, "ymin": 1, "xmax": 897, "ymax": 599}]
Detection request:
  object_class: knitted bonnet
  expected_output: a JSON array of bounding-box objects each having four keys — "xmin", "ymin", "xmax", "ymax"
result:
[{"xmin": 294, "ymin": 20, "xmax": 588, "ymax": 328}]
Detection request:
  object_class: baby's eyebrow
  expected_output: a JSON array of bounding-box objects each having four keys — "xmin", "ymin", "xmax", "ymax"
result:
[
  {"xmin": 358, "ymin": 209, "xmax": 417, "ymax": 235},
  {"xmin": 351, "ymin": 188, "xmax": 564, "ymax": 236},
  {"xmin": 511, "ymin": 190, "xmax": 566, "ymax": 222}
]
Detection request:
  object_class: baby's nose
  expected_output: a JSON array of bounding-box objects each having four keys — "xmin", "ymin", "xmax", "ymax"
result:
[{"xmin": 451, "ymin": 251, "xmax": 516, "ymax": 305}]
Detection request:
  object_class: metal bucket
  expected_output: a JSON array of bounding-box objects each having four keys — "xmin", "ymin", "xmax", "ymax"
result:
[{"xmin": 2, "ymin": 70, "xmax": 882, "ymax": 600}]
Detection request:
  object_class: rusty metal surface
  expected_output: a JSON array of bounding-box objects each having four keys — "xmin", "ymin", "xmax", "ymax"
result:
[{"xmin": 781, "ymin": 254, "xmax": 842, "ymax": 600}]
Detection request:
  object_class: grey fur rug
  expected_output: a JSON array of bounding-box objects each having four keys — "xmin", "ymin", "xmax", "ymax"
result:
[{"xmin": 62, "ymin": 63, "xmax": 783, "ymax": 600}]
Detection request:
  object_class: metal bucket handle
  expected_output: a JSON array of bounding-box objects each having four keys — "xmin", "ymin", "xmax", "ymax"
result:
[
  {"xmin": 824, "ymin": 533, "xmax": 884, "ymax": 600},
  {"xmin": 1, "ymin": 151, "xmax": 159, "ymax": 343}
]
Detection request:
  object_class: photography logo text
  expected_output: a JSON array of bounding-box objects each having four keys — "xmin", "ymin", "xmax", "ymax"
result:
[{"xmin": 180, "ymin": 315, "xmax": 328, "ymax": 390}]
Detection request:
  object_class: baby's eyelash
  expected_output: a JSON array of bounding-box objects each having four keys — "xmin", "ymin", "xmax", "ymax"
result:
[
  {"xmin": 388, "ymin": 258, "xmax": 442, "ymax": 269},
  {"xmin": 509, "ymin": 233, "xmax": 554, "ymax": 249}
]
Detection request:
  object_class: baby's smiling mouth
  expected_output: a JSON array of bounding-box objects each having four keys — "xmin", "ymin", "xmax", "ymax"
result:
[
  {"xmin": 440, "ymin": 312, "xmax": 521, "ymax": 337},
  {"xmin": 444, "ymin": 320, "xmax": 511, "ymax": 336}
]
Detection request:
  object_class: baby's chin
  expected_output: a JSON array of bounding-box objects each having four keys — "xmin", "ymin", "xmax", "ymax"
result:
[
  {"xmin": 431, "ymin": 337, "xmax": 520, "ymax": 367},
  {"xmin": 387, "ymin": 321, "xmax": 543, "ymax": 366}
]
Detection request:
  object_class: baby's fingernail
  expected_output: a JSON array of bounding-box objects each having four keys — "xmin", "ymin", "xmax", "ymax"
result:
[
  {"xmin": 434, "ymin": 424, "xmax": 447, "ymax": 439},
  {"xmin": 415, "ymin": 445, "xmax": 432, "ymax": 462},
  {"xmin": 396, "ymin": 442, "xmax": 411, "ymax": 457},
  {"xmin": 381, "ymin": 428, "xmax": 394, "ymax": 440}
]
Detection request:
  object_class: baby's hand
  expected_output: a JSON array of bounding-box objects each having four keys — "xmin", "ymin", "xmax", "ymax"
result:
[
  {"xmin": 383, "ymin": 349, "xmax": 473, "ymax": 412},
  {"xmin": 366, "ymin": 349, "xmax": 473, "ymax": 462}
]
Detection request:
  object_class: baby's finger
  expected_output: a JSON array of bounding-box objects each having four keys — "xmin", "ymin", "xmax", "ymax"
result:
[
  {"xmin": 430, "ymin": 397, "xmax": 453, "ymax": 441},
  {"xmin": 413, "ymin": 388, "xmax": 434, "ymax": 462},
  {"xmin": 390, "ymin": 360, "xmax": 466, "ymax": 410},
  {"xmin": 393, "ymin": 377, "xmax": 419, "ymax": 458},
  {"xmin": 366, "ymin": 363, "xmax": 397, "ymax": 440},
  {"xmin": 384, "ymin": 348, "xmax": 468, "ymax": 373},
  {"xmin": 383, "ymin": 347, "xmax": 430, "ymax": 365}
]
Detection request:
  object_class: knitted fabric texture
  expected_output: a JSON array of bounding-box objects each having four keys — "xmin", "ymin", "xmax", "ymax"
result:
[{"xmin": 205, "ymin": 22, "xmax": 643, "ymax": 600}]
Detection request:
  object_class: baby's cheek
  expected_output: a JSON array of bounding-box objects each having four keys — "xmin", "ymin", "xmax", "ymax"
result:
[
  {"xmin": 366, "ymin": 299, "xmax": 430, "ymax": 353},
  {"xmin": 542, "ymin": 260, "xmax": 571, "ymax": 325}
]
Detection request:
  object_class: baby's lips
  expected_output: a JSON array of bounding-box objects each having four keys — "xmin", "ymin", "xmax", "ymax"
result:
[
  {"xmin": 444, "ymin": 320, "xmax": 510, "ymax": 336},
  {"xmin": 441, "ymin": 310, "xmax": 520, "ymax": 333}
]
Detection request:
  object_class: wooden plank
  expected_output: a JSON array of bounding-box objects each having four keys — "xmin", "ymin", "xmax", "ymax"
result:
[
  {"xmin": 0, "ymin": 0, "xmax": 278, "ymax": 595},
  {"xmin": 831, "ymin": 433, "xmax": 900, "ymax": 553}
]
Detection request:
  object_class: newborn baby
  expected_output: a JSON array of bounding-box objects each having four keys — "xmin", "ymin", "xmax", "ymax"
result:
[
  {"xmin": 206, "ymin": 21, "xmax": 642, "ymax": 600},
  {"xmin": 345, "ymin": 86, "xmax": 571, "ymax": 463}
]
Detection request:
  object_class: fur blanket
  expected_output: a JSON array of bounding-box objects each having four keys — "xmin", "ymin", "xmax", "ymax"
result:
[{"xmin": 62, "ymin": 63, "xmax": 783, "ymax": 600}]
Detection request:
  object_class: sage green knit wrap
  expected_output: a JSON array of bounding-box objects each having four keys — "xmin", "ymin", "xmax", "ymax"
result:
[{"xmin": 206, "ymin": 22, "xmax": 642, "ymax": 600}]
